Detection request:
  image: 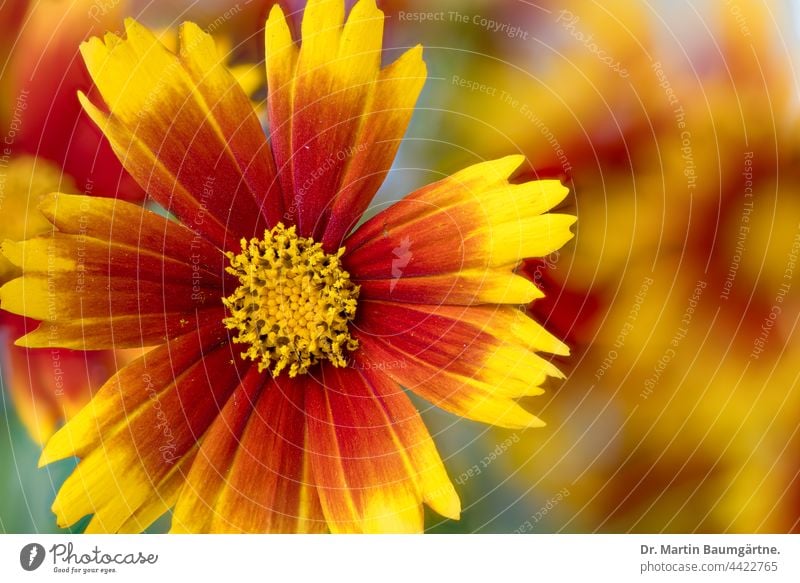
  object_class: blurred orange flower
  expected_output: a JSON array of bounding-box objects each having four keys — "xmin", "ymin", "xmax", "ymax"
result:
[{"xmin": 0, "ymin": 0, "xmax": 139, "ymax": 444}]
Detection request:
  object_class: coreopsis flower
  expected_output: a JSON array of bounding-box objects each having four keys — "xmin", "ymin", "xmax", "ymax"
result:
[{"xmin": 1, "ymin": 0, "xmax": 575, "ymax": 533}]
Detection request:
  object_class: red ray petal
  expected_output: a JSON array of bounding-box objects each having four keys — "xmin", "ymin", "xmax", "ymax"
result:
[
  {"xmin": 305, "ymin": 361, "xmax": 458, "ymax": 533},
  {"xmin": 174, "ymin": 372, "xmax": 325, "ymax": 533},
  {"xmin": 43, "ymin": 325, "xmax": 246, "ymax": 532},
  {"xmin": 79, "ymin": 20, "xmax": 277, "ymax": 249}
]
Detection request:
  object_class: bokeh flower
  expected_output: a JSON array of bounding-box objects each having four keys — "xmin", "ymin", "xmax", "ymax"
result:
[
  {"xmin": 412, "ymin": 0, "xmax": 800, "ymax": 532},
  {"xmin": 1, "ymin": 0, "xmax": 574, "ymax": 533},
  {"xmin": 0, "ymin": 0, "xmax": 139, "ymax": 445}
]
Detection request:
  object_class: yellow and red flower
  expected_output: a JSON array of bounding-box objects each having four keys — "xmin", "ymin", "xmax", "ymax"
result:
[{"xmin": 1, "ymin": 0, "xmax": 574, "ymax": 533}]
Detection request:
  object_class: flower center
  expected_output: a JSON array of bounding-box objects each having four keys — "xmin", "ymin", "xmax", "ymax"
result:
[{"xmin": 222, "ymin": 223, "xmax": 359, "ymax": 377}]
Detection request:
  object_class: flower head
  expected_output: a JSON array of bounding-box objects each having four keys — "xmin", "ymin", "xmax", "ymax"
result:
[
  {"xmin": 222, "ymin": 223, "xmax": 360, "ymax": 376},
  {"xmin": 1, "ymin": 0, "xmax": 575, "ymax": 533}
]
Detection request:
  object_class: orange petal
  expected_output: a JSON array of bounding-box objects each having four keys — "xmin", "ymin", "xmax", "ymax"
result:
[
  {"xmin": 305, "ymin": 362, "xmax": 459, "ymax": 533},
  {"xmin": 5, "ymin": 233, "xmax": 222, "ymax": 288},
  {"xmin": 2, "ymin": 313, "xmax": 118, "ymax": 444},
  {"xmin": 344, "ymin": 157, "xmax": 574, "ymax": 305},
  {"xmin": 356, "ymin": 269, "xmax": 544, "ymax": 306},
  {"xmin": 0, "ymin": 268, "xmax": 218, "ymax": 338},
  {"xmin": 79, "ymin": 19, "xmax": 276, "ymax": 249},
  {"xmin": 177, "ymin": 22, "xmax": 283, "ymax": 226},
  {"xmin": 173, "ymin": 373, "xmax": 326, "ymax": 533},
  {"xmin": 113, "ymin": 450, "xmax": 196, "ymax": 534},
  {"xmin": 265, "ymin": 0, "xmax": 426, "ymax": 245},
  {"xmin": 42, "ymin": 325, "xmax": 244, "ymax": 532},
  {"xmin": 0, "ymin": 193, "xmax": 228, "ymax": 349},
  {"xmin": 355, "ymin": 300, "xmax": 568, "ymax": 428},
  {"xmin": 37, "ymin": 193, "xmax": 224, "ymax": 271},
  {"xmin": 12, "ymin": 310, "xmax": 226, "ymax": 351},
  {"xmin": 321, "ymin": 45, "xmax": 426, "ymax": 248}
]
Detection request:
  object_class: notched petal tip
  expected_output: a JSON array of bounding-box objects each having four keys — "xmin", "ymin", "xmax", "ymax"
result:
[
  {"xmin": 543, "ymin": 180, "xmax": 571, "ymax": 209},
  {"xmin": 123, "ymin": 17, "xmax": 146, "ymax": 36},
  {"xmin": 78, "ymin": 35, "xmax": 104, "ymax": 57},
  {"xmin": 464, "ymin": 154, "xmax": 526, "ymax": 186},
  {"xmin": 178, "ymin": 20, "xmax": 202, "ymax": 35},
  {"xmin": 553, "ymin": 213, "xmax": 579, "ymax": 239},
  {"xmin": 550, "ymin": 342, "xmax": 571, "ymax": 359},
  {"xmin": 50, "ymin": 494, "xmax": 79, "ymax": 530},
  {"xmin": 51, "ymin": 502, "xmax": 69, "ymax": 526},
  {"xmin": 563, "ymin": 213, "xmax": 578, "ymax": 227},
  {"xmin": 177, "ymin": 21, "xmax": 215, "ymax": 57},
  {"xmin": 103, "ymin": 31, "xmax": 121, "ymax": 46},
  {"xmin": 348, "ymin": 0, "xmax": 384, "ymax": 29}
]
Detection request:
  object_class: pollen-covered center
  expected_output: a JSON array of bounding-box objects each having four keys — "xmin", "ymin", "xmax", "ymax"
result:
[{"xmin": 222, "ymin": 223, "xmax": 359, "ymax": 377}]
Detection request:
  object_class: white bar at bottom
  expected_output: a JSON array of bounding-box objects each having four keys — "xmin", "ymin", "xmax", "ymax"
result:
[{"xmin": 1, "ymin": 534, "xmax": 798, "ymax": 582}]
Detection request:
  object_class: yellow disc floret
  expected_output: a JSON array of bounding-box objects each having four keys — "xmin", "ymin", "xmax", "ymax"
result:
[{"xmin": 222, "ymin": 223, "xmax": 360, "ymax": 377}]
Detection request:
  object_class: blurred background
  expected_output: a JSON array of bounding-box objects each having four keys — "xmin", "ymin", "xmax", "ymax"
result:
[{"xmin": 1, "ymin": 0, "xmax": 799, "ymax": 533}]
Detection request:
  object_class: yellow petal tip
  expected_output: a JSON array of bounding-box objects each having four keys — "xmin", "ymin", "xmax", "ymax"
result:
[
  {"xmin": 38, "ymin": 448, "xmax": 53, "ymax": 468},
  {"xmin": 123, "ymin": 17, "xmax": 140, "ymax": 31},
  {"xmin": 268, "ymin": 3, "xmax": 286, "ymax": 19},
  {"xmin": 1, "ymin": 239, "xmax": 15, "ymax": 256},
  {"xmin": 12, "ymin": 330, "xmax": 45, "ymax": 349},
  {"xmin": 1, "ymin": 239, "xmax": 22, "ymax": 268},
  {"xmin": 431, "ymin": 490, "xmax": 461, "ymax": 521},
  {"xmin": 526, "ymin": 416, "xmax": 546, "ymax": 429},
  {"xmin": 39, "ymin": 427, "xmax": 74, "ymax": 467},
  {"xmin": 36, "ymin": 192, "xmax": 61, "ymax": 225}
]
